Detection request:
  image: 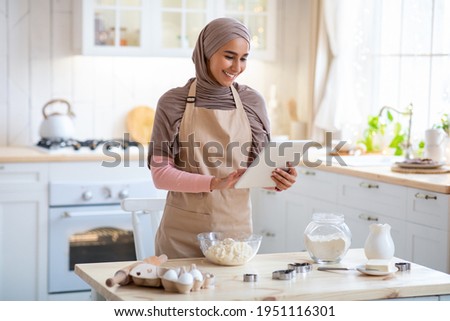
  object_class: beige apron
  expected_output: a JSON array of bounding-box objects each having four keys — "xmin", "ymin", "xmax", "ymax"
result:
[{"xmin": 155, "ymin": 80, "xmax": 252, "ymax": 258}]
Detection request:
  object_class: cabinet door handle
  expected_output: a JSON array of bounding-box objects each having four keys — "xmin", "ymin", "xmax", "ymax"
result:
[
  {"xmin": 358, "ymin": 213, "xmax": 379, "ymax": 221},
  {"xmin": 414, "ymin": 193, "xmax": 437, "ymax": 200},
  {"xmin": 63, "ymin": 210, "xmax": 127, "ymax": 218},
  {"xmin": 264, "ymin": 190, "xmax": 277, "ymax": 195},
  {"xmin": 301, "ymin": 170, "xmax": 316, "ymax": 176},
  {"xmin": 359, "ymin": 182, "xmax": 379, "ymax": 189},
  {"xmin": 0, "ymin": 165, "xmax": 4, "ymax": 170}
]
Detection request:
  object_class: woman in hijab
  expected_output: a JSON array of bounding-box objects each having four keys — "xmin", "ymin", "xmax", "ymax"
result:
[{"xmin": 148, "ymin": 17, "xmax": 297, "ymax": 258}]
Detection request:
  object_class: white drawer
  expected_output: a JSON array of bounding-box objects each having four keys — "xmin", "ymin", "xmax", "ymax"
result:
[
  {"xmin": 337, "ymin": 175, "xmax": 407, "ymax": 220},
  {"xmin": 340, "ymin": 205, "xmax": 407, "ymax": 259},
  {"xmin": 292, "ymin": 167, "xmax": 338, "ymax": 202},
  {"xmin": 0, "ymin": 163, "xmax": 48, "ymax": 191},
  {"xmin": 407, "ymin": 188, "xmax": 449, "ymax": 230}
]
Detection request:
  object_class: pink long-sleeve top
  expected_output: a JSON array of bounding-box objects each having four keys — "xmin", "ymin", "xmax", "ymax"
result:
[{"xmin": 150, "ymin": 155, "xmax": 213, "ymax": 193}]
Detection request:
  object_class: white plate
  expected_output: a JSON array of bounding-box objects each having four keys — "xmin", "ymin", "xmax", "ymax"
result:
[
  {"xmin": 356, "ymin": 265, "xmax": 398, "ymax": 276},
  {"xmin": 395, "ymin": 161, "xmax": 445, "ymax": 169}
]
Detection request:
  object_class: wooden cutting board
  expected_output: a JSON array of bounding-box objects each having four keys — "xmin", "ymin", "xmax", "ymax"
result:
[{"xmin": 126, "ymin": 106, "xmax": 155, "ymax": 144}]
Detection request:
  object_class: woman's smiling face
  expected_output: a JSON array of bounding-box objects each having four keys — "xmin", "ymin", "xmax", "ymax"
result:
[{"xmin": 207, "ymin": 37, "xmax": 249, "ymax": 87}]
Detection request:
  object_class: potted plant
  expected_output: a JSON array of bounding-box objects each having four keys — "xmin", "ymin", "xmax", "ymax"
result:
[
  {"xmin": 433, "ymin": 113, "xmax": 449, "ymax": 163},
  {"xmin": 359, "ymin": 111, "xmax": 407, "ymax": 156}
]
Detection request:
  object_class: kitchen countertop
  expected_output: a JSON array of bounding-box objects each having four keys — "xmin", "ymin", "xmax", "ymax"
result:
[
  {"xmin": 1, "ymin": 146, "xmax": 449, "ymax": 193},
  {"xmin": 74, "ymin": 249, "xmax": 450, "ymax": 301},
  {"xmin": 0, "ymin": 146, "xmax": 145, "ymax": 163},
  {"xmin": 297, "ymin": 153, "xmax": 450, "ymax": 194},
  {"xmin": 313, "ymin": 162, "xmax": 450, "ymax": 194}
]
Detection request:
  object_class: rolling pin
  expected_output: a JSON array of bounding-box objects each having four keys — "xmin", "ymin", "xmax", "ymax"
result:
[{"xmin": 105, "ymin": 261, "xmax": 143, "ymax": 287}]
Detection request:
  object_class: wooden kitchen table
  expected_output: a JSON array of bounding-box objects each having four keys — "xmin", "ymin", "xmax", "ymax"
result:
[{"xmin": 74, "ymin": 249, "xmax": 450, "ymax": 301}]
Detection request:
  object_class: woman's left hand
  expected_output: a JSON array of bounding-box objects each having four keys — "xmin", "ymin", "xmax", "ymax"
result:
[{"xmin": 271, "ymin": 164, "xmax": 297, "ymax": 191}]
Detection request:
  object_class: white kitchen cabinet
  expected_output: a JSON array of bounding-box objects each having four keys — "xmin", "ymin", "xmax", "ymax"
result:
[
  {"xmin": 0, "ymin": 163, "xmax": 49, "ymax": 301},
  {"xmin": 406, "ymin": 222, "xmax": 449, "ymax": 273},
  {"xmin": 73, "ymin": 0, "xmax": 151, "ymax": 56},
  {"xmin": 405, "ymin": 188, "xmax": 450, "ymax": 272},
  {"xmin": 251, "ymin": 188, "xmax": 286, "ymax": 253},
  {"xmin": 73, "ymin": 0, "xmax": 276, "ymax": 59},
  {"xmin": 253, "ymin": 166, "xmax": 450, "ymax": 273}
]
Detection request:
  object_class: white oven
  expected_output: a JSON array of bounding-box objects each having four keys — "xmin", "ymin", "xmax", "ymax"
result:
[
  {"xmin": 48, "ymin": 180, "xmax": 160, "ymax": 294},
  {"xmin": 35, "ymin": 139, "xmax": 163, "ymax": 295}
]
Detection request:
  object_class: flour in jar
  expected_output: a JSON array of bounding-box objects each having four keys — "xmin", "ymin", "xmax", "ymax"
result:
[
  {"xmin": 204, "ymin": 238, "xmax": 254, "ymax": 265},
  {"xmin": 305, "ymin": 233, "xmax": 350, "ymax": 262}
]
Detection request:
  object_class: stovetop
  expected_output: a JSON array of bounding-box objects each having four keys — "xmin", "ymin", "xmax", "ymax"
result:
[{"xmin": 36, "ymin": 138, "xmax": 140, "ymax": 152}]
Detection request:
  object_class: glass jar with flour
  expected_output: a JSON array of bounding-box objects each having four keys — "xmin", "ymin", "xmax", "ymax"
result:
[{"xmin": 304, "ymin": 213, "xmax": 352, "ymax": 264}]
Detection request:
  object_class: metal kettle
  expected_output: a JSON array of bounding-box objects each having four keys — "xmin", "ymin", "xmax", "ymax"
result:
[{"xmin": 39, "ymin": 99, "xmax": 76, "ymax": 140}]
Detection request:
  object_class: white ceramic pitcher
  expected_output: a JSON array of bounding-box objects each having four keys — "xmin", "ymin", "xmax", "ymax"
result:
[
  {"xmin": 364, "ymin": 223, "xmax": 395, "ymax": 260},
  {"xmin": 424, "ymin": 128, "xmax": 446, "ymax": 161}
]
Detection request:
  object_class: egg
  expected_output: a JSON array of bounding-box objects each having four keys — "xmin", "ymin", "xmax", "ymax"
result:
[
  {"xmin": 189, "ymin": 264, "xmax": 204, "ymax": 281},
  {"xmin": 162, "ymin": 269, "xmax": 178, "ymax": 281},
  {"xmin": 178, "ymin": 271, "xmax": 194, "ymax": 285}
]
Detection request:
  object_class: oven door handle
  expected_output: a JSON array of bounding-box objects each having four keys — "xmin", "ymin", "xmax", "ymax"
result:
[{"xmin": 62, "ymin": 210, "xmax": 128, "ymax": 218}]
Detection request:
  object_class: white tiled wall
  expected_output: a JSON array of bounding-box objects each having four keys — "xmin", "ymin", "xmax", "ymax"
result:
[
  {"xmin": 0, "ymin": 0, "xmax": 313, "ymax": 147},
  {"xmin": 0, "ymin": 0, "xmax": 199, "ymax": 145}
]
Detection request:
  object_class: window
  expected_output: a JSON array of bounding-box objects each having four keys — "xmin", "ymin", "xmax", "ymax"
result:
[
  {"xmin": 372, "ymin": 0, "xmax": 450, "ymax": 142},
  {"xmin": 319, "ymin": 0, "xmax": 449, "ymax": 150}
]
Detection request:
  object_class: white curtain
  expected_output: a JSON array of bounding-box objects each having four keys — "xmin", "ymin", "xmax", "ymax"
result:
[{"xmin": 313, "ymin": 0, "xmax": 375, "ymax": 141}]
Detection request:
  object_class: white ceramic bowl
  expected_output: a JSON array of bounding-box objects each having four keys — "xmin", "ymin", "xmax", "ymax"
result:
[{"xmin": 197, "ymin": 232, "xmax": 262, "ymax": 266}]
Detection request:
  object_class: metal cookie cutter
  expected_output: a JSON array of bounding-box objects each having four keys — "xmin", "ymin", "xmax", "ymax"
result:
[
  {"xmin": 272, "ymin": 269, "xmax": 295, "ymax": 280},
  {"xmin": 288, "ymin": 262, "xmax": 312, "ymax": 274},
  {"xmin": 395, "ymin": 262, "xmax": 411, "ymax": 272},
  {"xmin": 243, "ymin": 273, "xmax": 258, "ymax": 282}
]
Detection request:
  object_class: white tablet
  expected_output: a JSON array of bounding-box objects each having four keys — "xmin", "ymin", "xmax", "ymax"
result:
[{"xmin": 235, "ymin": 140, "xmax": 311, "ymax": 189}]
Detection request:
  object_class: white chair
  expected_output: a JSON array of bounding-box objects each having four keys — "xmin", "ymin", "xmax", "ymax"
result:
[{"xmin": 120, "ymin": 197, "xmax": 166, "ymax": 260}]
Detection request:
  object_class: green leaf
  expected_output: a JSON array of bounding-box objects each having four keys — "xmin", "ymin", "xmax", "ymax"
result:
[
  {"xmin": 389, "ymin": 135, "xmax": 404, "ymax": 148},
  {"xmin": 368, "ymin": 116, "xmax": 379, "ymax": 130},
  {"xmin": 394, "ymin": 146, "xmax": 403, "ymax": 156},
  {"xmin": 393, "ymin": 122, "xmax": 402, "ymax": 135},
  {"xmin": 387, "ymin": 110, "xmax": 394, "ymax": 122}
]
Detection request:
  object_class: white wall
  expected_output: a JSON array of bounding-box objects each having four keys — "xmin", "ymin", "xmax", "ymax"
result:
[{"xmin": 0, "ymin": 0, "xmax": 313, "ymax": 146}]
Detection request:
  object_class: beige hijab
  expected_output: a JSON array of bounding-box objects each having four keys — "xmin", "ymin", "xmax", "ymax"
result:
[
  {"xmin": 149, "ymin": 18, "xmax": 270, "ymax": 162},
  {"xmin": 192, "ymin": 17, "xmax": 251, "ymax": 104}
]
